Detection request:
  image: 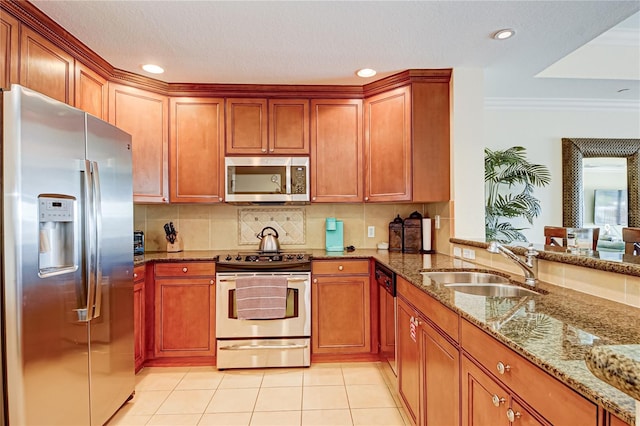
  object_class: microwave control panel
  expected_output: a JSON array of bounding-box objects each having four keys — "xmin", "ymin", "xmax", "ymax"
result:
[{"xmin": 292, "ymin": 166, "xmax": 307, "ymax": 194}]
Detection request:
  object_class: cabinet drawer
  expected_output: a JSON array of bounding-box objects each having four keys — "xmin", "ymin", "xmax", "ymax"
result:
[
  {"xmin": 133, "ymin": 265, "xmax": 145, "ymax": 283},
  {"xmin": 312, "ymin": 259, "xmax": 369, "ymax": 275},
  {"xmin": 397, "ymin": 276, "xmax": 458, "ymax": 342},
  {"xmin": 155, "ymin": 262, "xmax": 215, "ymax": 277},
  {"xmin": 461, "ymin": 319, "xmax": 597, "ymax": 425}
]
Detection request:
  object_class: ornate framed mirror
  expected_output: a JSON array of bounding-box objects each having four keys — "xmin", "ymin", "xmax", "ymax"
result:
[{"xmin": 562, "ymin": 138, "xmax": 640, "ymax": 227}]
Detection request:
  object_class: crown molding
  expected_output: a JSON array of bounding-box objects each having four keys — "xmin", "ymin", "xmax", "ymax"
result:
[{"xmin": 485, "ymin": 97, "xmax": 640, "ymax": 112}]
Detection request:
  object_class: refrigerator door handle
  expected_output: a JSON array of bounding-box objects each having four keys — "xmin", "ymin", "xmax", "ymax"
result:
[
  {"xmin": 91, "ymin": 161, "xmax": 103, "ymax": 319},
  {"xmin": 82, "ymin": 159, "xmax": 96, "ymax": 322}
]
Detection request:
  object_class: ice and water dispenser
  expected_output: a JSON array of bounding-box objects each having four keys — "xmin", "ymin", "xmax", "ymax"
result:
[{"xmin": 38, "ymin": 195, "xmax": 76, "ymax": 275}]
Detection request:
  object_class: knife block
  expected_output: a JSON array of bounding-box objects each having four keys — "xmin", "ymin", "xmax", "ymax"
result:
[{"xmin": 166, "ymin": 234, "xmax": 183, "ymax": 252}]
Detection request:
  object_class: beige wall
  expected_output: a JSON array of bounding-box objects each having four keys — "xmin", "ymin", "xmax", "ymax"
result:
[
  {"xmin": 136, "ymin": 202, "xmax": 454, "ymax": 253},
  {"xmin": 452, "ymin": 242, "xmax": 640, "ymax": 308}
]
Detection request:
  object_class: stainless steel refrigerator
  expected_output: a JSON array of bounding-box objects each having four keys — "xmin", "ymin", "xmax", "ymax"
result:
[{"xmin": 1, "ymin": 85, "xmax": 135, "ymax": 425}]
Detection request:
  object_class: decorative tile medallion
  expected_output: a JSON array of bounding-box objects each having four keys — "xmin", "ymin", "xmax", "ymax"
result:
[{"xmin": 239, "ymin": 208, "xmax": 305, "ymax": 245}]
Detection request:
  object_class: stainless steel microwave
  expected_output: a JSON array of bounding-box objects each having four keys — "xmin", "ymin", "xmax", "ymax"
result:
[{"xmin": 225, "ymin": 157, "xmax": 309, "ymax": 203}]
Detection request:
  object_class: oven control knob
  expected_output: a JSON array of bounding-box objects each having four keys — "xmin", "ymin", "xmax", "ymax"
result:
[
  {"xmin": 235, "ymin": 255, "xmax": 242, "ymax": 261},
  {"xmin": 248, "ymin": 255, "xmax": 258, "ymax": 262},
  {"xmin": 225, "ymin": 255, "xmax": 232, "ymax": 261},
  {"xmin": 296, "ymin": 254, "xmax": 304, "ymax": 259},
  {"xmin": 272, "ymin": 255, "xmax": 282, "ymax": 261},
  {"xmin": 286, "ymin": 254, "xmax": 294, "ymax": 260}
]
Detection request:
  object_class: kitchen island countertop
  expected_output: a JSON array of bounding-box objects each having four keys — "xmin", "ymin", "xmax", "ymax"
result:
[{"xmin": 136, "ymin": 249, "xmax": 640, "ymax": 424}]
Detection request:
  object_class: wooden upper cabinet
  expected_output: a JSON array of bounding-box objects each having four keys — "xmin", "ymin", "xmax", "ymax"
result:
[
  {"xmin": 225, "ymin": 98, "xmax": 268, "ymax": 154},
  {"xmin": 109, "ymin": 83, "xmax": 169, "ymax": 203},
  {"xmin": 268, "ymin": 99, "xmax": 309, "ymax": 154},
  {"xmin": 412, "ymin": 82, "xmax": 451, "ymax": 202},
  {"xmin": 226, "ymin": 98, "xmax": 310, "ymax": 155},
  {"xmin": 169, "ymin": 97, "xmax": 225, "ymax": 203},
  {"xmin": 19, "ymin": 26, "xmax": 74, "ymax": 104},
  {"xmin": 364, "ymin": 85, "xmax": 411, "ymax": 202},
  {"xmin": 0, "ymin": 11, "xmax": 19, "ymax": 89},
  {"xmin": 310, "ymin": 99, "xmax": 363, "ymax": 203},
  {"xmin": 74, "ymin": 62, "xmax": 107, "ymax": 119}
]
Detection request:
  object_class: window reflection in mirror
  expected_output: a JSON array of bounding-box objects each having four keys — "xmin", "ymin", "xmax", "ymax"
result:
[{"xmin": 583, "ymin": 157, "xmax": 627, "ymax": 259}]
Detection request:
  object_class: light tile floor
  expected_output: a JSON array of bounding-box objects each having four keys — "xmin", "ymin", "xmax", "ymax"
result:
[{"xmin": 107, "ymin": 362, "xmax": 409, "ymax": 426}]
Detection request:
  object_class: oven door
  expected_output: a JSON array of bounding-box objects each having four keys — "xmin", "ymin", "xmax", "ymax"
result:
[{"xmin": 216, "ymin": 272, "xmax": 311, "ymax": 338}]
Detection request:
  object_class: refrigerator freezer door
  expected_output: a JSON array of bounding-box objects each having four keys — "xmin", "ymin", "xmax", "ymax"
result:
[
  {"xmin": 3, "ymin": 86, "xmax": 91, "ymax": 425},
  {"xmin": 85, "ymin": 115, "xmax": 135, "ymax": 425}
]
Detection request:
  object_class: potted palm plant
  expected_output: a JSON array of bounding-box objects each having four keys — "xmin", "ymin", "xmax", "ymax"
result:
[{"xmin": 485, "ymin": 146, "xmax": 551, "ymax": 243}]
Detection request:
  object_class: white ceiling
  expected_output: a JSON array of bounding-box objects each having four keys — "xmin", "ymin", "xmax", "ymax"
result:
[{"xmin": 31, "ymin": 1, "xmax": 640, "ymax": 100}]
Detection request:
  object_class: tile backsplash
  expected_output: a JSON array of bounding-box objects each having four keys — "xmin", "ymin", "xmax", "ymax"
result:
[{"xmin": 135, "ymin": 202, "xmax": 453, "ymax": 252}]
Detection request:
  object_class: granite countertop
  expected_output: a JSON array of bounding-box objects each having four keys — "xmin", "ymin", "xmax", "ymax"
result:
[
  {"xmin": 135, "ymin": 248, "xmax": 640, "ymax": 424},
  {"xmin": 586, "ymin": 345, "xmax": 640, "ymax": 400}
]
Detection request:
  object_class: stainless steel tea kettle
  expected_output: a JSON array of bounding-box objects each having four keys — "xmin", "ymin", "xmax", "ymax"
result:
[{"xmin": 257, "ymin": 226, "xmax": 280, "ymax": 252}]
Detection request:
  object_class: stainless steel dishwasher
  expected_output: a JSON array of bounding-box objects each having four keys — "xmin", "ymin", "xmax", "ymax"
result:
[{"xmin": 375, "ymin": 262, "xmax": 397, "ymax": 375}]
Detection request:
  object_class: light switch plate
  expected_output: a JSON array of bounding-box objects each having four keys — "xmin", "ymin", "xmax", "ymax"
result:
[
  {"xmin": 453, "ymin": 247, "xmax": 462, "ymax": 257},
  {"xmin": 462, "ymin": 248, "xmax": 476, "ymax": 260},
  {"xmin": 368, "ymin": 226, "xmax": 375, "ymax": 238}
]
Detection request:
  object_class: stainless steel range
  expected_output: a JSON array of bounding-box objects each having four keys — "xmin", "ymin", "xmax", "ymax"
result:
[{"xmin": 216, "ymin": 251, "xmax": 311, "ymax": 369}]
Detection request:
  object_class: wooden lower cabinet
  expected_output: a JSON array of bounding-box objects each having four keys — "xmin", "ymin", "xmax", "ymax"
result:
[
  {"xmin": 461, "ymin": 356, "xmax": 547, "ymax": 426},
  {"xmin": 421, "ymin": 317, "xmax": 460, "ymax": 426},
  {"xmin": 154, "ymin": 262, "xmax": 216, "ymax": 358},
  {"xmin": 133, "ymin": 265, "xmax": 146, "ymax": 372},
  {"xmin": 311, "ymin": 260, "xmax": 372, "ymax": 355},
  {"xmin": 397, "ymin": 291, "xmax": 459, "ymax": 426},
  {"xmin": 397, "ymin": 296, "xmax": 421, "ymax": 424},
  {"xmin": 461, "ymin": 319, "xmax": 598, "ymax": 426}
]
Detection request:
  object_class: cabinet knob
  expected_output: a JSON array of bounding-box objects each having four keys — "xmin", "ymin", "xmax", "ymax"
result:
[
  {"xmin": 162, "ymin": 197, "xmax": 167, "ymax": 202},
  {"xmin": 182, "ymin": 267, "xmax": 188, "ymax": 273},
  {"xmin": 496, "ymin": 361, "xmax": 511, "ymax": 375},
  {"xmin": 133, "ymin": 273, "xmax": 138, "ymax": 279},
  {"xmin": 491, "ymin": 394, "xmax": 505, "ymax": 407},
  {"xmin": 313, "ymin": 279, "xmax": 318, "ymax": 284},
  {"xmin": 364, "ymin": 197, "xmax": 369, "ymax": 201},
  {"xmin": 210, "ymin": 279, "xmax": 214, "ymax": 285},
  {"xmin": 261, "ymin": 148, "xmax": 267, "ymax": 153},
  {"xmin": 219, "ymin": 197, "xmax": 223, "ymax": 202},
  {"xmin": 312, "ymin": 197, "xmax": 316, "ymax": 201},
  {"xmin": 338, "ymin": 265, "xmax": 343, "ymax": 271},
  {"xmin": 506, "ymin": 409, "xmax": 521, "ymax": 422}
]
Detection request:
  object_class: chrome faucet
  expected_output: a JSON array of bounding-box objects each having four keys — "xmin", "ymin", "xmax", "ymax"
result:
[{"xmin": 487, "ymin": 242, "xmax": 538, "ymax": 286}]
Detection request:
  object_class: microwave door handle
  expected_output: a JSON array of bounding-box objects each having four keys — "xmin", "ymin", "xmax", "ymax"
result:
[{"xmin": 286, "ymin": 166, "xmax": 292, "ymax": 195}]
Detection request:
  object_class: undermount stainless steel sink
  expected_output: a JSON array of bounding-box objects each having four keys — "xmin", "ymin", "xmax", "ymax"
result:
[
  {"xmin": 423, "ymin": 271, "xmax": 510, "ymax": 285},
  {"xmin": 423, "ymin": 271, "xmax": 539, "ymax": 297},
  {"xmin": 444, "ymin": 283, "xmax": 538, "ymax": 297}
]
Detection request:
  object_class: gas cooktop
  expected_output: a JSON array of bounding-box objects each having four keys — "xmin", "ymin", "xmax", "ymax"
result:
[{"xmin": 217, "ymin": 251, "xmax": 312, "ymax": 271}]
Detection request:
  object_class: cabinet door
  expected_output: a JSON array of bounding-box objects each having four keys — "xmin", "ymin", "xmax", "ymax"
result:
[
  {"xmin": 133, "ymin": 266, "xmax": 145, "ymax": 372},
  {"xmin": 20, "ymin": 26, "xmax": 74, "ymax": 104},
  {"xmin": 412, "ymin": 82, "xmax": 451, "ymax": 202},
  {"xmin": 225, "ymin": 98, "xmax": 268, "ymax": 154},
  {"xmin": 169, "ymin": 97, "xmax": 224, "ymax": 203},
  {"xmin": 397, "ymin": 297, "xmax": 420, "ymax": 425},
  {"xmin": 312, "ymin": 275, "xmax": 371, "ymax": 354},
  {"xmin": 422, "ymin": 320, "xmax": 460, "ymax": 426},
  {"xmin": 461, "ymin": 356, "xmax": 510, "ymax": 426},
  {"xmin": 154, "ymin": 277, "xmax": 216, "ymax": 357},
  {"xmin": 109, "ymin": 83, "xmax": 169, "ymax": 203},
  {"xmin": 364, "ymin": 85, "xmax": 411, "ymax": 202},
  {"xmin": 0, "ymin": 11, "xmax": 19, "ymax": 89},
  {"xmin": 310, "ymin": 99, "xmax": 363, "ymax": 202},
  {"xmin": 75, "ymin": 62, "xmax": 107, "ymax": 119},
  {"xmin": 269, "ymin": 99, "xmax": 309, "ymax": 154}
]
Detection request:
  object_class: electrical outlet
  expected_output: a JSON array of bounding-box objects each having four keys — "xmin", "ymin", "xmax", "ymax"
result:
[
  {"xmin": 367, "ymin": 226, "xmax": 375, "ymax": 238},
  {"xmin": 434, "ymin": 215, "xmax": 441, "ymax": 229},
  {"xmin": 453, "ymin": 247, "xmax": 462, "ymax": 257},
  {"xmin": 462, "ymin": 248, "xmax": 476, "ymax": 260}
]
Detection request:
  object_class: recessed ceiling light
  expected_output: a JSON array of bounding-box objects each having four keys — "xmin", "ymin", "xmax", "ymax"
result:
[
  {"xmin": 356, "ymin": 68, "xmax": 377, "ymax": 78},
  {"xmin": 493, "ymin": 29, "xmax": 516, "ymax": 40},
  {"xmin": 142, "ymin": 64, "xmax": 165, "ymax": 74}
]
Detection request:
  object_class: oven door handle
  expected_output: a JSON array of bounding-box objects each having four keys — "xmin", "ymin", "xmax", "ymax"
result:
[
  {"xmin": 219, "ymin": 343, "xmax": 309, "ymax": 350},
  {"xmin": 217, "ymin": 277, "xmax": 308, "ymax": 283}
]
